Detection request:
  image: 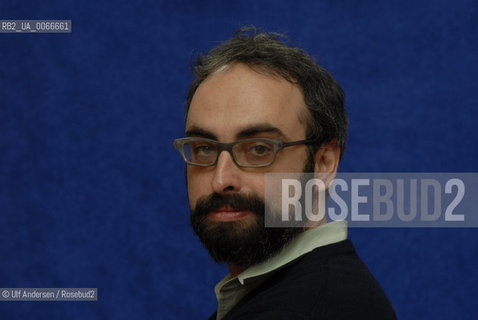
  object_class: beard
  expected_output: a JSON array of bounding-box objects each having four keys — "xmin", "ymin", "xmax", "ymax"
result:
[
  {"xmin": 189, "ymin": 151, "xmax": 316, "ymax": 268},
  {"xmin": 190, "ymin": 192, "xmax": 302, "ymax": 268}
]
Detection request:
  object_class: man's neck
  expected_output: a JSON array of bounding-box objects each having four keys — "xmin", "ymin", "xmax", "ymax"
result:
[
  {"xmin": 228, "ymin": 264, "xmax": 246, "ymax": 278},
  {"xmin": 226, "ymin": 219, "xmax": 328, "ymax": 278}
]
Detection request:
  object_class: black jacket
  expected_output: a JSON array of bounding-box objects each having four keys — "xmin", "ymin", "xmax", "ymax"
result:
[{"xmin": 209, "ymin": 240, "xmax": 397, "ymax": 320}]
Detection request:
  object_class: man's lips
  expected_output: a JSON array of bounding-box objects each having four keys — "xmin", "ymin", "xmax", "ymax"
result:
[{"xmin": 208, "ymin": 207, "xmax": 252, "ymax": 221}]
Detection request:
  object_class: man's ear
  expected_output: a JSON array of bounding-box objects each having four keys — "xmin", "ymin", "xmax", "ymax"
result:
[{"xmin": 313, "ymin": 141, "xmax": 341, "ymax": 186}]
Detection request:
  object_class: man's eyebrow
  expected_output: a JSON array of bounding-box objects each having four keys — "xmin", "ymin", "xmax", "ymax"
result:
[
  {"xmin": 236, "ymin": 124, "xmax": 288, "ymax": 140},
  {"xmin": 185, "ymin": 127, "xmax": 217, "ymax": 140},
  {"xmin": 185, "ymin": 124, "xmax": 289, "ymax": 141}
]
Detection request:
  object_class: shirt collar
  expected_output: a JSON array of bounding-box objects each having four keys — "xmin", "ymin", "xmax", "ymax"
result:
[{"xmin": 235, "ymin": 220, "xmax": 348, "ymax": 284}]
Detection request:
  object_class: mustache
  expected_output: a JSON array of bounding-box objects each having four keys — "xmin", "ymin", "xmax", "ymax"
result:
[{"xmin": 193, "ymin": 193, "xmax": 265, "ymax": 218}]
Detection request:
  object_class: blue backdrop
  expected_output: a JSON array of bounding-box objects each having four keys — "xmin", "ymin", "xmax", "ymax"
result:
[{"xmin": 0, "ymin": 1, "xmax": 477, "ymax": 319}]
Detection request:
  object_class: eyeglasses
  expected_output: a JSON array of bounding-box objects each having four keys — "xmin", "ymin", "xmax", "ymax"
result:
[{"xmin": 173, "ymin": 137, "xmax": 318, "ymax": 168}]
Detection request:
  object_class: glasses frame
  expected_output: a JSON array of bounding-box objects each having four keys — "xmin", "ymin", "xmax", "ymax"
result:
[{"xmin": 173, "ymin": 137, "xmax": 319, "ymax": 168}]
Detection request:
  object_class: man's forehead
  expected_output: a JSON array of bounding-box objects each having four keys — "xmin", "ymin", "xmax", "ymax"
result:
[{"xmin": 185, "ymin": 63, "xmax": 309, "ymax": 140}]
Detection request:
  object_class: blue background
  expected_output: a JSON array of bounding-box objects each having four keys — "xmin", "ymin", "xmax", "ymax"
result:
[{"xmin": 0, "ymin": 0, "xmax": 477, "ymax": 319}]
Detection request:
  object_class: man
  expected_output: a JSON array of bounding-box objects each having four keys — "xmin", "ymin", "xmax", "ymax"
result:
[{"xmin": 174, "ymin": 27, "xmax": 396, "ymax": 319}]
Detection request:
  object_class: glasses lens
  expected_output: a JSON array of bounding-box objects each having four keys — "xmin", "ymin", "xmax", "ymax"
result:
[
  {"xmin": 233, "ymin": 140, "xmax": 276, "ymax": 166},
  {"xmin": 182, "ymin": 140, "xmax": 218, "ymax": 165}
]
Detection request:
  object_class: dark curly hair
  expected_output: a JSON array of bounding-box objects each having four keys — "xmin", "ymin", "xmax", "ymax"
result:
[{"xmin": 186, "ymin": 26, "xmax": 348, "ymax": 160}]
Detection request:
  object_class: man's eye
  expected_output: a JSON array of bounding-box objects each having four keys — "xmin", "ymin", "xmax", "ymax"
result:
[
  {"xmin": 193, "ymin": 144, "xmax": 214, "ymax": 155},
  {"xmin": 249, "ymin": 144, "xmax": 272, "ymax": 156}
]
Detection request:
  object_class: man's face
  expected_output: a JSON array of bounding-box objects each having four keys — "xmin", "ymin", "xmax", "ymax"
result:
[{"xmin": 186, "ymin": 63, "xmax": 313, "ymax": 267}]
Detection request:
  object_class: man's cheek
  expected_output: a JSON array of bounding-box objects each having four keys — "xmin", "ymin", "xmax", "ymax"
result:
[
  {"xmin": 186, "ymin": 178, "xmax": 201, "ymax": 203},
  {"xmin": 188, "ymin": 194, "xmax": 199, "ymax": 212}
]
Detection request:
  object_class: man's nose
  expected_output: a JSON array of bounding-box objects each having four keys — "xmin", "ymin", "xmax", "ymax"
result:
[{"xmin": 211, "ymin": 150, "xmax": 242, "ymax": 194}]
